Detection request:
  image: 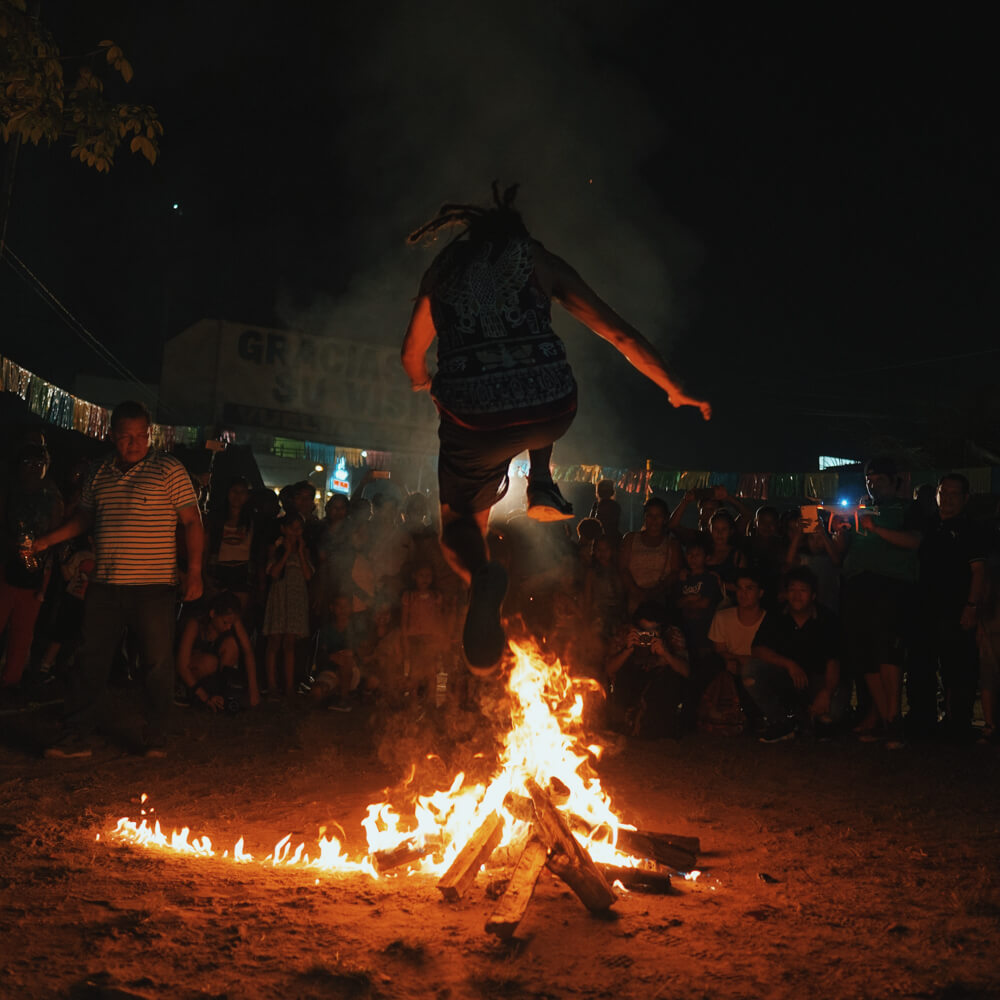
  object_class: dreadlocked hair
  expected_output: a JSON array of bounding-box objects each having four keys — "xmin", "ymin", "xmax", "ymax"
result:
[{"xmin": 407, "ymin": 181, "xmax": 529, "ymax": 246}]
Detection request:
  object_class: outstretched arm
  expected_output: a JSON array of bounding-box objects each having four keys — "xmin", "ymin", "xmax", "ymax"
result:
[{"xmin": 536, "ymin": 246, "xmax": 711, "ymax": 420}]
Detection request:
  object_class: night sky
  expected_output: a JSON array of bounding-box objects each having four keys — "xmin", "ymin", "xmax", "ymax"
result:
[{"xmin": 2, "ymin": 3, "xmax": 996, "ymax": 470}]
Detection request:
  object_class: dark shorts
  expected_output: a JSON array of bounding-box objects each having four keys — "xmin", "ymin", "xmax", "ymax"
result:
[
  {"xmin": 842, "ymin": 572, "xmax": 915, "ymax": 674},
  {"xmin": 437, "ymin": 406, "xmax": 577, "ymax": 514},
  {"xmin": 209, "ymin": 563, "xmax": 251, "ymax": 593}
]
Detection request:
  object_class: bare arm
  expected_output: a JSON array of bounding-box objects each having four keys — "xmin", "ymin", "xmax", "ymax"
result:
[
  {"xmin": 175, "ymin": 619, "xmax": 200, "ymax": 690},
  {"xmin": 400, "ymin": 290, "xmax": 435, "ymax": 392},
  {"xmin": 33, "ymin": 509, "xmax": 93, "ymax": 553},
  {"xmin": 232, "ymin": 617, "xmax": 260, "ymax": 705},
  {"xmin": 669, "ymin": 492, "xmax": 696, "ymax": 533},
  {"xmin": 751, "ymin": 643, "xmax": 809, "ymax": 690},
  {"xmin": 179, "ymin": 504, "xmax": 204, "ymax": 602},
  {"xmin": 536, "ymin": 247, "xmax": 711, "ymax": 420}
]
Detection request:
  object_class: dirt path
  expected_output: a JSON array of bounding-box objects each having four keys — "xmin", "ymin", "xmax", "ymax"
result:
[{"xmin": 2, "ymin": 699, "xmax": 999, "ymax": 1000}]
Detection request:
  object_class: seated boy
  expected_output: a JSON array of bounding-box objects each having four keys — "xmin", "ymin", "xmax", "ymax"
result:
[
  {"xmin": 176, "ymin": 591, "xmax": 259, "ymax": 712},
  {"xmin": 745, "ymin": 566, "xmax": 845, "ymax": 742},
  {"xmin": 312, "ymin": 595, "xmax": 371, "ymax": 711}
]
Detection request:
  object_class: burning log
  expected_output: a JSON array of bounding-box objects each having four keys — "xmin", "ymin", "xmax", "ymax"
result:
[
  {"xmin": 373, "ymin": 836, "xmax": 441, "ymax": 874},
  {"xmin": 525, "ymin": 778, "xmax": 616, "ymax": 913},
  {"xmin": 597, "ymin": 864, "xmax": 672, "ymax": 894},
  {"xmin": 485, "ymin": 835, "xmax": 549, "ymax": 939},
  {"xmin": 503, "ymin": 790, "xmax": 698, "ymax": 870},
  {"xmin": 502, "ymin": 791, "xmax": 535, "ymax": 822},
  {"xmin": 436, "ymin": 812, "xmax": 504, "ymax": 902},
  {"xmin": 615, "ymin": 830, "xmax": 698, "ymax": 872}
]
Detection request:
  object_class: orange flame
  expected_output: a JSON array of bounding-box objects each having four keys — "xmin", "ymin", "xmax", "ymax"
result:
[{"xmin": 110, "ymin": 640, "xmax": 643, "ymax": 876}]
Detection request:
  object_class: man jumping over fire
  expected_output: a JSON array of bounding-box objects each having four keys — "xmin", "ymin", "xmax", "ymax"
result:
[{"xmin": 402, "ymin": 183, "xmax": 711, "ymax": 675}]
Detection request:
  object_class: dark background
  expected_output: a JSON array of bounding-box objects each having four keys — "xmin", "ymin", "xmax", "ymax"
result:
[{"xmin": 2, "ymin": 2, "xmax": 997, "ymax": 470}]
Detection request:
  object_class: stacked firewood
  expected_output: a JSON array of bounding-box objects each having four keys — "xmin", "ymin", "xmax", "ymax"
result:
[{"xmin": 371, "ymin": 777, "xmax": 700, "ymax": 939}]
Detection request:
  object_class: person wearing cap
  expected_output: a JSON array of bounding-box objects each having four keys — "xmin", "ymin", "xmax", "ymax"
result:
[
  {"xmin": 834, "ymin": 455, "xmax": 925, "ymax": 748},
  {"xmin": 402, "ymin": 184, "xmax": 711, "ymax": 676}
]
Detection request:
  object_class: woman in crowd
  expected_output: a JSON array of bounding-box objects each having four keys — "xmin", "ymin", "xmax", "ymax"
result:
[
  {"xmin": 619, "ymin": 496, "xmax": 682, "ymax": 614},
  {"xmin": 205, "ymin": 477, "xmax": 256, "ymax": 611},
  {"xmin": 262, "ymin": 513, "xmax": 313, "ymax": 697}
]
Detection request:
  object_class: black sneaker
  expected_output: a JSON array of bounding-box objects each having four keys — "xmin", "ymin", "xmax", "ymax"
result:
[
  {"xmin": 885, "ymin": 716, "xmax": 906, "ymax": 751},
  {"xmin": 758, "ymin": 721, "xmax": 796, "ymax": 744},
  {"xmin": 462, "ymin": 561, "xmax": 509, "ymax": 675},
  {"xmin": 812, "ymin": 719, "xmax": 837, "ymax": 743},
  {"xmin": 526, "ymin": 482, "xmax": 574, "ymax": 522},
  {"xmin": 44, "ymin": 730, "xmax": 98, "ymax": 759}
]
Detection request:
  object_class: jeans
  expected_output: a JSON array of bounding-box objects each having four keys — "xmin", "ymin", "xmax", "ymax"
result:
[
  {"xmin": 908, "ymin": 613, "xmax": 979, "ymax": 729},
  {"xmin": 65, "ymin": 583, "xmax": 177, "ymax": 743},
  {"xmin": 741, "ymin": 657, "xmax": 848, "ymax": 726},
  {"xmin": 0, "ymin": 576, "xmax": 43, "ymax": 686}
]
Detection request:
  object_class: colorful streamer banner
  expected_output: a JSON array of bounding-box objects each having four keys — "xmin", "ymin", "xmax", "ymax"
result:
[{"xmin": 4, "ymin": 354, "xmax": 993, "ymax": 501}]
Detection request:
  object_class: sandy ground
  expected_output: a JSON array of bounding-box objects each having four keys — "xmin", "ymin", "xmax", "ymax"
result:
[{"xmin": 1, "ymin": 683, "xmax": 999, "ymax": 1000}]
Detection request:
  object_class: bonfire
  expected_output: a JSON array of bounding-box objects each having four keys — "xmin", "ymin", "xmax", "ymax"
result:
[{"xmin": 109, "ymin": 640, "xmax": 699, "ymax": 937}]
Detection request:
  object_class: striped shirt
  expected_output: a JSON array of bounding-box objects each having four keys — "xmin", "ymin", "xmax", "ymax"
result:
[{"xmin": 81, "ymin": 450, "xmax": 199, "ymax": 586}]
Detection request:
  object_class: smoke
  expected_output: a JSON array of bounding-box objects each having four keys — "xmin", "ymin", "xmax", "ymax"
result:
[{"xmin": 278, "ymin": 0, "xmax": 701, "ymax": 467}]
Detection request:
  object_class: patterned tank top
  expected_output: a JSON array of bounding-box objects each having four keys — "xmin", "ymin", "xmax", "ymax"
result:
[{"xmin": 427, "ymin": 237, "xmax": 577, "ymax": 426}]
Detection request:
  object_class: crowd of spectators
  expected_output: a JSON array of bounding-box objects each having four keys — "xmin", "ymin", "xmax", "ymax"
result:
[{"xmin": 2, "ymin": 413, "xmax": 998, "ymax": 756}]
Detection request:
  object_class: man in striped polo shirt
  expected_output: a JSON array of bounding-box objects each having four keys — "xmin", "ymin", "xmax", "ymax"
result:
[{"xmin": 35, "ymin": 401, "xmax": 204, "ymax": 758}]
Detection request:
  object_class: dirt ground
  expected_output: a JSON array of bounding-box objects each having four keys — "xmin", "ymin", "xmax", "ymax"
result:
[{"xmin": 2, "ymin": 684, "xmax": 999, "ymax": 1000}]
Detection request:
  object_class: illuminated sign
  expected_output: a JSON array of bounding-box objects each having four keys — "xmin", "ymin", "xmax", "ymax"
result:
[{"xmin": 330, "ymin": 457, "xmax": 350, "ymax": 496}]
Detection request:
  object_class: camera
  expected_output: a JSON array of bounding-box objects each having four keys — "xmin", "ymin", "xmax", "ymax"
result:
[
  {"xmin": 800, "ymin": 505, "xmax": 822, "ymax": 534},
  {"xmin": 635, "ymin": 630, "xmax": 658, "ymax": 647}
]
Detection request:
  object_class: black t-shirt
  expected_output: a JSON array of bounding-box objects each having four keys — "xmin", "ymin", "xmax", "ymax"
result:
[
  {"xmin": 752, "ymin": 605, "xmax": 842, "ymax": 676},
  {"xmin": 919, "ymin": 511, "xmax": 987, "ymax": 614}
]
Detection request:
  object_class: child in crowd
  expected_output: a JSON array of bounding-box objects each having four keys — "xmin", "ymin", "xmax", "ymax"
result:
[
  {"xmin": 574, "ymin": 517, "xmax": 604, "ymax": 586},
  {"xmin": 38, "ymin": 535, "xmax": 95, "ymax": 680},
  {"xmin": 311, "ymin": 594, "xmax": 369, "ymax": 711},
  {"xmin": 675, "ymin": 538, "xmax": 725, "ymax": 658},
  {"xmin": 358, "ymin": 603, "xmax": 406, "ymax": 706},
  {"xmin": 262, "ymin": 513, "xmax": 313, "ymax": 697},
  {"xmin": 705, "ymin": 509, "xmax": 746, "ymax": 600},
  {"xmin": 784, "ymin": 507, "xmax": 842, "ymax": 613},
  {"xmin": 401, "ymin": 563, "xmax": 450, "ymax": 705},
  {"xmin": 175, "ymin": 591, "xmax": 259, "ymax": 711},
  {"xmin": 674, "ymin": 537, "xmax": 724, "ymax": 727},
  {"xmin": 590, "ymin": 479, "xmax": 622, "ymax": 547}
]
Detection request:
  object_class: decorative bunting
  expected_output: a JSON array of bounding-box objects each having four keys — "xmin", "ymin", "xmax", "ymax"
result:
[{"xmin": 3, "ymin": 353, "xmax": 995, "ymax": 501}]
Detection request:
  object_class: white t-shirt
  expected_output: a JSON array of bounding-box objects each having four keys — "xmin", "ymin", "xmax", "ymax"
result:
[{"xmin": 708, "ymin": 606, "xmax": 766, "ymax": 657}]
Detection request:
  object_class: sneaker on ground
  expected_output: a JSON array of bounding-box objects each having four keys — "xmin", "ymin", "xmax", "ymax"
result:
[
  {"xmin": 812, "ymin": 719, "xmax": 837, "ymax": 743},
  {"xmin": 462, "ymin": 560, "xmax": 509, "ymax": 675},
  {"xmin": 856, "ymin": 724, "xmax": 885, "ymax": 743},
  {"xmin": 885, "ymin": 717, "xmax": 906, "ymax": 750},
  {"xmin": 44, "ymin": 730, "xmax": 97, "ymax": 759},
  {"xmin": 758, "ymin": 722, "xmax": 796, "ymax": 744},
  {"xmin": 526, "ymin": 482, "xmax": 574, "ymax": 522}
]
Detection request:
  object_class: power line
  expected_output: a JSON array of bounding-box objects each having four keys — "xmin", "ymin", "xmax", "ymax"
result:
[{"xmin": 1, "ymin": 244, "xmax": 161, "ymax": 414}]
